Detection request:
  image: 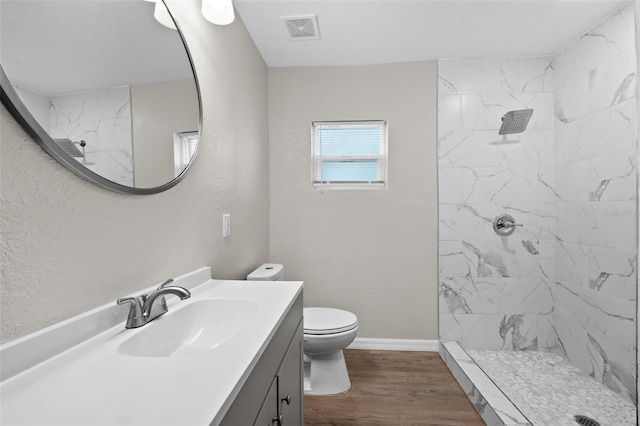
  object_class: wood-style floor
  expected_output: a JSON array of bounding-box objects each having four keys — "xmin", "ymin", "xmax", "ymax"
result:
[{"xmin": 304, "ymin": 350, "xmax": 485, "ymax": 426}]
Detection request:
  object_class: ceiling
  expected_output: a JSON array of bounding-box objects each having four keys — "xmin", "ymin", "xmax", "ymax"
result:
[
  {"xmin": 234, "ymin": 0, "xmax": 629, "ymax": 67},
  {"xmin": 1, "ymin": 0, "xmax": 629, "ymax": 94}
]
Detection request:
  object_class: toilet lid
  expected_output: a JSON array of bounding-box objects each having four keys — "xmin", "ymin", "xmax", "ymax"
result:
[{"xmin": 303, "ymin": 307, "xmax": 358, "ymax": 335}]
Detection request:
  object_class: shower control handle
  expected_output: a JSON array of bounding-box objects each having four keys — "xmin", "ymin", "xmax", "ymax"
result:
[{"xmin": 493, "ymin": 214, "xmax": 522, "ymax": 237}]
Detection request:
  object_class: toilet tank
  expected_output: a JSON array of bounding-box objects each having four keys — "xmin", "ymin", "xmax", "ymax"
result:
[{"xmin": 247, "ymin": 263, "xmax": 284, "ymax": 281}]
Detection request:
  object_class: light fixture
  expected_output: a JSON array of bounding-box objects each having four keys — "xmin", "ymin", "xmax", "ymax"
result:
[
  {"xmin": 149, "ymin": 0, "xmax": 234, "ymax": 28},
  {"xmin": 202, "ymin": 0, "xmax": 235, "ymax": 26},
  {"xmin": 153, "ymin": 1, "xmax": 177, "ymax": 30}
]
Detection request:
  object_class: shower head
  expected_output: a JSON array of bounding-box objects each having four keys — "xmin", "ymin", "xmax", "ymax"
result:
[
  {"xmin": 498, "ymin": 109, "xmax": 533, "ymax": 135},
  {"xmin": 54, "ymin": 138, "xmax": 84, "ymax": 157},
  {"xmin": 54, "ymin": 139, "xmax": 96, "ymax": 165}
]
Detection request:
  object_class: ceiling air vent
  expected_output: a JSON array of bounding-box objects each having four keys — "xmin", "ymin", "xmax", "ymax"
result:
[{"xmin": 282, "ymin": 15, "xmax": 320, "ymax": 40}]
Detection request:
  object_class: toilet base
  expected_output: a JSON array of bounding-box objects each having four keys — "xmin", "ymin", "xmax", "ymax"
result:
[{"xmin": 304, "ymin": 350, "xmax": 352, "ymax": 396}]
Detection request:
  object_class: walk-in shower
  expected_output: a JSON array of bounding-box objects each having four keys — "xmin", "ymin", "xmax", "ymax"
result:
[{"xmin": 437, "ymin": 4, "xmax": 638, "ymax": 424}]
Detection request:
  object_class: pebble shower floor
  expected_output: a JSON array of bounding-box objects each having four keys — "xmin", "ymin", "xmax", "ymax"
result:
[{"xmin": 467, "ymin": 350, "xmax": 636, "ymax": 426}]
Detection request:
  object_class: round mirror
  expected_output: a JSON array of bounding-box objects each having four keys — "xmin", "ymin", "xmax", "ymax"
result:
[{"xmin": 0, "ymin": 0, "xmax": 202, "ymax": 194}]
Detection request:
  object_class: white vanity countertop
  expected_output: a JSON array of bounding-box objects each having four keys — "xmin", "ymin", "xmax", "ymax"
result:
[{"xmin": 0, "ymin": 267, "xmax": 303, "ymax": 426}]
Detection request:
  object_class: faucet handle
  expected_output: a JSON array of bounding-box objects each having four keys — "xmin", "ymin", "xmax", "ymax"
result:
[
  {"xmin": 117, "ymin": 296, "xmax": 140, "ymax": 308},
  {"xmin": 117, "ymin": 297, "xmax": 144, "ymax": 328}
]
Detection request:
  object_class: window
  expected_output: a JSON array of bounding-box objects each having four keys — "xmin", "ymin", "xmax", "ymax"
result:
[
  {"xmin": 174, "ymin": 131, "xmax": 199, "ymax": 177},
  {"xmin": 312, "ymin": 120, "xmax": 388, "ymax": 189}
]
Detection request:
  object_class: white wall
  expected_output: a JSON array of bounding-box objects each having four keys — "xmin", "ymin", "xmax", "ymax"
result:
[
  {"xmin": 12, "ymin": 86, "xmax": 49, "ymax": 131},
  {"xmin": 269, "ymin": 62, "xmax": 438, "ymax": 339},
  {"xmin": 131, "ymin": 79, "xmax": 199, "ymax": 188},
  {"xmin": 0, "ymin": 2, "xmax": 269, "ymax": 342}
]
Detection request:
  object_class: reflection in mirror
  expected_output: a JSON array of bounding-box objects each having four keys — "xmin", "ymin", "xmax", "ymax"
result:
[{"xmin": 0, "ymin": 0, "xmax": 201, "ymax": 193}]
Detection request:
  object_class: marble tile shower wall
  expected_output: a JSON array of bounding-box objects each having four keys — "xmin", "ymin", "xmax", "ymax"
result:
[
  {"xmin": 48, "ymin": 86, "xmax": 134, "ymax": 186},
  {"xmin": 553, "ymin": 4, "xmax": 637, "ymax": 403},
  {"xmin": 438, "ymin": 56, "xmax": 556, "ymax": 352},
  {"xmin": 438, "ymin": 3, "xmax": 638, "ymax": 403}
]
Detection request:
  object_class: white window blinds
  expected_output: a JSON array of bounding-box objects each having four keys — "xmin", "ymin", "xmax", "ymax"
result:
[
  {"xmin": 174, "ymin": 131, "xmax": 199, "ymax": 177},
  {"xmin": 312, "ymin": 120, "xmax": 388, "ymax": 189}
]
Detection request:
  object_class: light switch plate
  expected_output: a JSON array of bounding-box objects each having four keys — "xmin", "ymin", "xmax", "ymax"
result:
[{"xmin": 223, "ymin": 214, "xmax": 231, "ymax": 238}]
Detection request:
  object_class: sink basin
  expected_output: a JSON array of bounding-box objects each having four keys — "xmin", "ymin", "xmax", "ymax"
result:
[{"xmin": 118, "ymin": 299, "xmax": 258, "ymax": 357}]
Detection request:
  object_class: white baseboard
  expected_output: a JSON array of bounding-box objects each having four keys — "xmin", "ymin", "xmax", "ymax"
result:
[{"xmin": 346, "ymin": 338, "xmax": 438, "ymax": 352}]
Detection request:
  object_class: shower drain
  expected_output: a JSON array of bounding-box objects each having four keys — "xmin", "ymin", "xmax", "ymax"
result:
[{"xmin": 574, "ymin": 415, "xmax": 601, "ymax": 426}]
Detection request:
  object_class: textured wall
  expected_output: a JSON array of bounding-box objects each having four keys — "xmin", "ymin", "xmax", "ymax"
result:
[
  {"xmin": 553, "ymin": 3, "xmax": 637, "ymax": 402},
  {"xmin": 269, "ymin": 62, "xmax": 438, "ymax": 339},
  {"xmin": 0, "ymin": 1, "xmax": 269, "ymax": 342},
  {"xmin": 437, "ymin": 57, "xmax": 556, "ymax": 351}
]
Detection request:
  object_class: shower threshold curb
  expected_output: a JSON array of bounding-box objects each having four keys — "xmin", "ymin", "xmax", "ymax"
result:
[{"xmin": 438, "ymin": 341, "xmax": 531, "ymax": 426}]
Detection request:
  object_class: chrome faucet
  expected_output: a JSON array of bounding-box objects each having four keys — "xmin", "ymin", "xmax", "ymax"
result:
[{"xmin": 117, "ymin": 279, "xmax": 191, "ymax": 329}]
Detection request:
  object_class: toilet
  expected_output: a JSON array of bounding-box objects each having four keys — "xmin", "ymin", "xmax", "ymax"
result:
[{"xmin": 247, "ymin": 263, "xmax": 358, "ymax": 395}]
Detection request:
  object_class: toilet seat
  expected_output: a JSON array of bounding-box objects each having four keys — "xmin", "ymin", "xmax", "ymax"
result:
[{"xmin": 304, "ymin": 307, "xmax": 358, "ymax": 335}]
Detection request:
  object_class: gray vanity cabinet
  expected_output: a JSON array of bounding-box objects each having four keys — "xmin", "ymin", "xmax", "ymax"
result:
[
  {"xmin": 254, "ymin": 331, "xmax": 303, "ymax": 426},
  {"xmin": 277, "ymin": 329, "xmax": 303, "ymax": 425},
  {"xmin": 219, "ymin": 293, "xmax": 303, "ymax": 426},
  {"xmin": 254, "ymin": 377, "xmax": 279, "ymax": 426}
]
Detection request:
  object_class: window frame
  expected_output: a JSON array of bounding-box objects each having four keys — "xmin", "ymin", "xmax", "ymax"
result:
[
  {"xmin": 173, "ymin": 130, "xmax": 199, "ymax": 178},
  {"xmin": 311, "ymin": 120, "xmax": 388, "ymax": 190}
]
